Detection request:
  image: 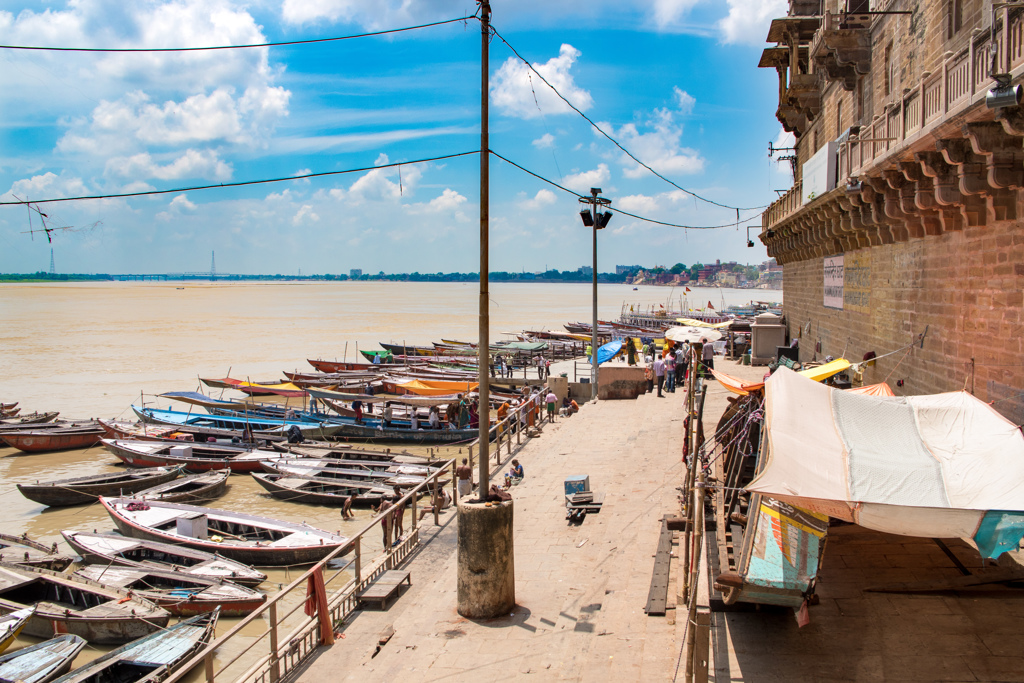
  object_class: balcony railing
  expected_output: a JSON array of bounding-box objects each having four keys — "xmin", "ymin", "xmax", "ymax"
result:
[{"xmin": 764, "ymin": 8, "xmax": 1024, "ymax": 231}]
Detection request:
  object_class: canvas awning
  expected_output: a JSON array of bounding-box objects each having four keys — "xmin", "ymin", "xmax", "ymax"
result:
[
  {"xmin": 746, "ymin": 367, "xmax": 1024, "ymax": 559},
  {"xmin": 712, "ymin": 358, "xmax": 851, "ymax": 396},
  {"xmin": 159, "ymin": 391, "xmax": 249, "ymax": 409}
]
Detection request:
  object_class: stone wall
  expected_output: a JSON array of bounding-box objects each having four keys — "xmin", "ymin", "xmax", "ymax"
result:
[{"xmin": 783, "ymin": 211, "xmax": 1024, "ymax": 423}]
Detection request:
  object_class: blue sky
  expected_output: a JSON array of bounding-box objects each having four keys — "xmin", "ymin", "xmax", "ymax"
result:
[{"xmin": 0, "ymin": 0, "xmax": 793, "ymax": 275}]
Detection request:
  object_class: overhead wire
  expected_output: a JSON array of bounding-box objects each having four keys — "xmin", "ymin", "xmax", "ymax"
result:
[
  {"xmin": 0, "ymin": 152, "xmax": 480, "ymax": 206},
  {"xmin": 487, "ymin": 23, "xmax": 769, "ymax": 213},
  {"xmin": 0, "ymin": 17, "xmax": 474, "ymax": 53},
  {"xmin": 488, "ymin": 149, "xmax": 762, "ymax": 230}
]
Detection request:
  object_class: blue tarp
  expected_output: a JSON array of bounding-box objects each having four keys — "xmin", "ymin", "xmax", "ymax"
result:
[{"xmin": 589, "ymin": 340, "xmax": 623, "ymax": 365}]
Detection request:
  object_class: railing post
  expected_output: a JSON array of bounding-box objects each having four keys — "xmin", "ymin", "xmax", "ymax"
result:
[
  {"xmin": 354, "ymin": 537, "xmax": 361, "ymax": 587},
  {"xmin": 433, "ymin": 473, "xmax": 440, "ymax": 526},
  {"xmin": 269, "ymin": 602, "xmax": 280, "ymax": 683},
  {"xmin": 411, "ymin": 490, "xmax": 418, "ymax": 532},
  {"xmin": 205, "ymin": 652, "xmax": 215, "ymax": 683}
]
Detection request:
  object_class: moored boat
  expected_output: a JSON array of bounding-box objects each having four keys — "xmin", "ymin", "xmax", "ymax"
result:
[
  {"xmin": 0, "ymin": 634, "xmax": 85, "ymax": 683},
  {"xmin": 73, "ymin": 566, "xmax": 265, "ymax": 617},
  {"xmin": 0, "ymin": 427, "xmax": 104, "ymax": 453},
  {"xmin": 17, "ymin": 467, "xmax": 182, "ymax": 507},
  {"xmin": 251, "ymin": 472, "xmax": 388, "ymax": 507},
  {"xmin": 101, "ymin": 497, "xmax": 350, "ymax": 566},
  {"xmin": 0, "ymin": 563, "xmax": 169, "ymax": 644},
  {"xmin": 50, "ymin": 610, "xmax": 217, "ymax": 683},
  {"xmin": 135, "ymin": 470, "xmax": 229, "ymax": 503},
  {"xmin": 0, "ymin": 533, "xmax": 74, "ymax": 571},
  {"xmin": 61, "ymin": 531, "xmax": 266, "ymax": 588},
  {"xmin": 0, "ymin": 607, "xmax": 34, "ymax": 654},
  {"xmin": 0, "ymin": 411, "xmax": 59, "ymax": 428},
  {"xmin": 102, "ymin": 438, "xmax": 289, "ymax": 473}
]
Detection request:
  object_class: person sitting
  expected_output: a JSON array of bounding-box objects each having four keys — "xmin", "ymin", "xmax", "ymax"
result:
[
  {"xmin": 428, "ymin": 406, "xmax": 441, "ymax": 430},
  {"xmin": 418, "ymin": 487, "xmax": 453, "ymax": 521},
  {"xmin": 560, "ymin": 396, "xmax": 572, "ymax": 417},
  {"xmin": 504, "ymin": 459, "xmax": 524, "ymax": 489}
]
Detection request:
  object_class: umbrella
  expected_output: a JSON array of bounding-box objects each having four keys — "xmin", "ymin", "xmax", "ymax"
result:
[{"xmin": 664, "ymin": 326, "xmax": 722, "ymax": 344}]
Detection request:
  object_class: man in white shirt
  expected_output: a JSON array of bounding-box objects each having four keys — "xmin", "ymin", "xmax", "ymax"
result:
[
  {"xmin": 653, "ymin": 356, "xmax": 666, "ymax": 397},
  {"xmin": 701, "ymin": 338, "xmax": 715, "ymax": 377}
]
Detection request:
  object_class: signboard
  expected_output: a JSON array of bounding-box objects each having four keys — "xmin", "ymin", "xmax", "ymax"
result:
[
  {"xmin": 802, "ymin": 141, "xmax": 838, "ymax": 204},
  {"xmin": 823, "ymin": 255, "xmax": 844, "ymax": 309}
]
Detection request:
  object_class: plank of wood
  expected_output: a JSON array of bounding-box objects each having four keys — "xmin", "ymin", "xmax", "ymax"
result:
[{"xmin": 645, "ymin": 517, "xmax": 673, "ymax": 616}]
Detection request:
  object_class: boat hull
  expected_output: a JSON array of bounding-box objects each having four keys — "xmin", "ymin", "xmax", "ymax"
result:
[
  {"xmin": 101, "ymin": 498, "xmax": 350, "ymax": 566},
  {"xmin": 17, "ymin": 468, "xmax": 181, "ymax": 507},
  {"xmin": 0, "ymin": 429, "xmax": 103, "ymax": 453}
]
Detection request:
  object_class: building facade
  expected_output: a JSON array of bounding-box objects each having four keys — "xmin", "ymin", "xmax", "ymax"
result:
[{"xmin": 759, "ymin": 0, "xmax": 1024, "ymax": 422}]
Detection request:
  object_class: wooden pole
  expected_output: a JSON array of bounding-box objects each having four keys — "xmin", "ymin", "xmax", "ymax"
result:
[{"xmin": 477, "ymin": 0, "xmax": 491, "ymax": 497}]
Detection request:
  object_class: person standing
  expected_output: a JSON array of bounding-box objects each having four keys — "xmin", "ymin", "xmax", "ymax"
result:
[
  {"xmin": 536, "ymin": 355, "xmax": 546, "ymax": 381},
  {"xmin": 666, "ymin": 351, "xmax": 677, "ymax": 393},
  {"xmin": 626, "ymin": 338, "xmax": 637, "ymax": 366},
  {"xmin": 675, "ymin": 346, "xmax": 686, "ymax": 386},
  {"xmin": 653, "ymin": 355, "xmax": 666, "ymax": 397},
  {"xmin": 382, "ymin": 402, "xmax": 394, "ymax": 429},
  {"xmin": 456, "ymin": 458, "xmax": 473, "ymax": 499},
  {"xmin": 702, "ymin": 337, "xmax": 716, "ymax": 377},
  {"xmin": 428, "ymin": 406, "xmax": 440, "ymax": 430},
  {"xmin": 545, "ymin": 388, "xmax": 557, "ymax": 422},
  {"xmin": 375, "ymin": 498, "xmax": 392, "ymax": 550},
  {"xmin": 391, "ymin": 486, "xmax": 405, "ymax": 544}
]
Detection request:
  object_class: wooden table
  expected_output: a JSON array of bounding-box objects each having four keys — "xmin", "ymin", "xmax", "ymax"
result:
[{"xmin": 359, "ymin": 570, "xmax": 412, "ymax": 610}]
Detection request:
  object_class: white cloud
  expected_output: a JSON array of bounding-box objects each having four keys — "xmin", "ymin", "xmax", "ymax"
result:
[
  {"xmin": 105, "ymin": 150, "xmax": 232, "ymax": 181},
  {"xmin": 773, "ymin": 128, "xmax": 796, "ymax": 180},
  {"xmin": 524, "ymin": 189, "xmax": 557, "ymax": 209},
  {"xmin": 719, "ymin": 0, "xmax": 786, "ymax": 45},
  {"xmin": 617, "ymin": 194, "xmax": 660, "ymax": 213},
  {"xmin": 650, "ymin": 0, "xmax": 702, "ymax": 27},
  {"xmin": 5, "ymin": 172, "xmax": 88, "ymax": 201},
  {"xmin": 600, "ymin": 107, "xmax": 704, "ymax": 178},
  {"xmin": 347, "ymin": 163, "xmax": 422, "ymax": 203},
  {"xmin": 170, "ymin": 194, "xmax": 197, "ymax": 211},
  {"xmin": 427, "ymin": 189, "xmax": 467, "ymax": 212},
  {"xmin": 491, "ymin": 44, "xmax": 593, "ymax": 119},
  {"xmin": 293, "ymin": 205, "xmax": 320, "ymax": 226},
  {"xmin": 563, "ymin": 164, "xmax": 610, "ymax": 193},
  {"xmin": 673, "ymin": 87, "xmax": 696, "ymax": 115},
  {"xmin": 532, "ymin": 133, "xmax": 556, "ymax": 149}
]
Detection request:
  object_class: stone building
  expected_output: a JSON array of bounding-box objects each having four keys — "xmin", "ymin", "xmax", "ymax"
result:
[{"xmin": 758, "ymin": 0, "xmax": 1024, "ymax": 422}]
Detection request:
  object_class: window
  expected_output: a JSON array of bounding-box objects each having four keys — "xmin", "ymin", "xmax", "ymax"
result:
[
  {"xmin": 836, "ymin": 99, "xmax": 844, "ymax": 138},
  {"xmin": 883, "ymin": 42, "xmax": 894, "ymax": 97},
  {"xmin": 948, "ymin": 0, "xmax": 963, "ymax": 39}
]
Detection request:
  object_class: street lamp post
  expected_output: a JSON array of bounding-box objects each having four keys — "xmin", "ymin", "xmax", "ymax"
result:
[{"xmin": 579, "ymin": 188, "xmax": 612, "ymax": 401}]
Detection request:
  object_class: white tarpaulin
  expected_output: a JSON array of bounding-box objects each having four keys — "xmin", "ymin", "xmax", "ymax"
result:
[{"xmin": 746, "ymin": 367, "xmax": 1024, "ymax": 558}]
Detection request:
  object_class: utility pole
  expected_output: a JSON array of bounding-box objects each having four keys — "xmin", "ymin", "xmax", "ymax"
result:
[
  {"xmin": 477, "ymin": 0, "xmax": 491, "ymax": 493},
  {"xmin": 579, "ymin": 188, "xmax": 611, "ymax": 400}
]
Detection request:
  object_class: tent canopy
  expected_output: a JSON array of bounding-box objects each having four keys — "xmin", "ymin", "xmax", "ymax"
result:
[{"xmin": 747, "ymin": 367, "xmax": 1024, "ymax": 559}]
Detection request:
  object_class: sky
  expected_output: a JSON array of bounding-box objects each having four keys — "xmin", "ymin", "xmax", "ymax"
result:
[{"xmin": 0, "ymin": 0, "xmax": 795, "ymax": 275}]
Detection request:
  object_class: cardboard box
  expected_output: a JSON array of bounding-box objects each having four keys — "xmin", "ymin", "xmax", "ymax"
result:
[{"xmin": 564, "ymin": 475, "xmax": 590, "ymax": 495}]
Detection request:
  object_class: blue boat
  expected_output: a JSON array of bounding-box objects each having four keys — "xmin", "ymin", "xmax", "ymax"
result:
[
  {"xmin": 132, "ymin": 406, "xmax": 346, "ymax": 439},
  {"xmin": 0, "ymin": 635, "xmax": 86, "ymax": 683}
]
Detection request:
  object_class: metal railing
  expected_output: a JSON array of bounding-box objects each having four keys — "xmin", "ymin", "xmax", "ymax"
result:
[
  {"xmin": 167, "ymin": 393, "xmax": 553, "ymax": 683},
  {"xmin": 764, "ymin": 6, "xmax": 1024, "ymax": 231},
  {"xmin": 164, "ymin": 458, "xmax": 455, "ymax": 683}
]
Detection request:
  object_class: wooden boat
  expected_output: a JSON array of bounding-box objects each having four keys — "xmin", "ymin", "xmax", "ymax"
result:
[
  {"xmin": 101, "ymin": 498, "xmax": 350, "ymax": 566},
  {"xmin": 0, "ymin": 533, "xmax": 74, "ymax": 571},
  {"xmin": 135, "ymin": 470, "xmax": 229, "ymax": 503},
  {"xmin": 51, "ymin": 610, "xmax": 217, "ymax": 683},
  {"xmin": 0, "ymin": 403, "xmax": 17, "ymax": 411},
  {"xmin": 0, "ymin": 607, "xmax": 34, "ymax": 654},
  {"xmin": 199, "ymin": 377, "xmax": 306, "ymax": 398},
  {"xmin": 0, "ymin": 427, "xmax": 104, "ymax": 453},
  {"xmin": 74, "ymin": 566, "xmax": 266, "ymax": 617},
  {"xmin": 102, "ymin": 438, "xmax": 292, "ymax": 473},
  {"xmin": 132, "ymin": 406, "xmax": 345, "ymax": 439},
  {"xmin": 0, "ymin": 411, "xmax": 60, "ymax": 427},
  {"xmin": 252, "ymin": 473, "xmax": 388, "ymax": 507},
  {"xmin": 308, "ymin": 358, "xmax": 427, "ymax": 373},
  {"xmin": 0, "ymin": 563, "xmax": 169, "ymax": 644},
  {"xmin": 98, "ymin": 419, "xmax": 285, "ymax": 446},
  {"xmin": 0, "ymin": 407, "xmax": 20, "ymax": 418},
  {"xmin": 260, "ymin": 459, "xmax": 418, "ymax": 486},
  {"xmin": 61, "ymin": 531, "xmax": 266, "ymax": 588},
  {"xmin": 0, "ymin": 634, "xmax": 86, "ymax": 683},
  {"xmin": 17, "ymin": 467, "xmax": 182, "ymax": 507},
  {"xmin": 315, "ymin": 419, "xmax": 482, "ymax": 444}
]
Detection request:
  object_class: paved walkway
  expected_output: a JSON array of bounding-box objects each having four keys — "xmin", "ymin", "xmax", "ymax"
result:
[{"xmin": 297, "ymin": 359, "xmax": 739, "ymax": 681}]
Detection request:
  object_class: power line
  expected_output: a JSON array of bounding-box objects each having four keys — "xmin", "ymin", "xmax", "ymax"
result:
[
  {"xmin": 488, "ymin": 24, "xmax": 769, "ymax": 213},
  {"xmin": 0, "ymin": 151, "xmax": 480, "ymax": 206},
  {"xmin": 0, "ymin": 16, "xmax": 473, "ymax": 53},
  {"xmin": 488, "ymin": 149, "xmax": 761, "ymax": 230}
]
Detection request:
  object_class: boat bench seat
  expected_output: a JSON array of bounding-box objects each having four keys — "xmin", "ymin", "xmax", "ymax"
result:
[{"xmin": 358, "ymin": 570, "xmax": 411, "ymax": 610}]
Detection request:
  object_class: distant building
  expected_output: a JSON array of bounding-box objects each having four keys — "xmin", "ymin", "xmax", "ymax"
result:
[
  {"xmin": 349, "ymin": 269, "xmax": 362, "ymax": 279},
  {"xmin": 578, "ymin": 266, "xmax": 593, "ymax": 276},
  {"xmin": 616, "ymin": 265, "xmax": 642, "ymax": 274}
]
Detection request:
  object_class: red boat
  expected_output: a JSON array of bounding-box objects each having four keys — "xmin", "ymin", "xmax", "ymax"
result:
[{"xmin": 0, "ymin": 426, "xmax": 104, "ymax": 453}]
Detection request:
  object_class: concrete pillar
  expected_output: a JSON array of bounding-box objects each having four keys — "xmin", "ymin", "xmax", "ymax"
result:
[{"xmin": 457, "ymin": 498, "xmax": 515, "ymax": 618}]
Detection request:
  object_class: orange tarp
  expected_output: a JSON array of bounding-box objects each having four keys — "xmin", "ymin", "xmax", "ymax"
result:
[{"xmin": 848, "ymin": 382, "xmax": 896, "ymax": 396}]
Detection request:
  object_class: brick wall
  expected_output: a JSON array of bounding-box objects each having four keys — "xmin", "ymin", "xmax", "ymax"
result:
[{"xmin": 782, "ymin": 208, "xmax": 1024, "ymax": 422}]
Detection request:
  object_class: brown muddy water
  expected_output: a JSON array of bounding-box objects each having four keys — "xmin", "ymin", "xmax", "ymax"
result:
[{"xmin": 0, "ymin": 280, "xmax": 780, "ymax": 675}]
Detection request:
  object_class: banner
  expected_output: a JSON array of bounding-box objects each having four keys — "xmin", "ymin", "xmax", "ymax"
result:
[{"xmin": 823, "ymin": 255, "xmax": 844, "ymax": 309}]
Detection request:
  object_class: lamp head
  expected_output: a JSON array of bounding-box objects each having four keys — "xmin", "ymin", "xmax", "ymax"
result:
[{"xmin": 579, "ymin": 209, "xmax": 594, "ymax": 227}]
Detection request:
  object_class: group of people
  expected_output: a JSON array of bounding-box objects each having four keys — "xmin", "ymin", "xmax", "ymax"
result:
[{"xmin": 646, "ymin": 338, "xmax": 717, "ymax": 397}]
